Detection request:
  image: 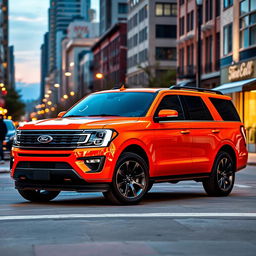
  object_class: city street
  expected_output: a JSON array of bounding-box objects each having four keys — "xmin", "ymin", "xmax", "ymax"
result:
[{"xmin": 0, "ymin": 163, "xmax": 255, "ymax": 256}]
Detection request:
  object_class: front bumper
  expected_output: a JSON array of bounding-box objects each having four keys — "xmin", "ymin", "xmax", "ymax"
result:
[{"xmin": 11, "ymin": 145, "xmax": 117, "ymax": 186}]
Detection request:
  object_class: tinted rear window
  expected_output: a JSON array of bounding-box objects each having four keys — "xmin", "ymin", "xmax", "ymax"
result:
[
  {"xmin": 209, "ymin": 98, "xmax": 241, "ymax": 121},
  {"xmin": 181, "ymin": 95, "xmax": 213, "ymax": 121}
]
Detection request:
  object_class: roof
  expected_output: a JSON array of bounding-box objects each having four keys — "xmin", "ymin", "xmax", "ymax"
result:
[{"xmin": 214, "ymin": 78, "xmax": 256, "ymax": 94}]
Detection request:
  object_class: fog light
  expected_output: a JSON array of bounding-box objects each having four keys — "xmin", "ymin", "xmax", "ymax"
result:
[
  {"xmin": 78, "ymin": 156, "xmax": 105, "ymax": 173},
  {"xmin": 85, "ymin": 159, "xmax": 101, "ymax": 164}
]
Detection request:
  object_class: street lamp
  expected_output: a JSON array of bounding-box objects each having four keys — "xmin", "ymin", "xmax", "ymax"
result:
[
  {"xmin": 196, "ymin": 0, "xmax": 203, "ymax": 88},
  {"xmin": 65, "ymin": 72, "xmax": 72, "ymax": 77},
  {"xmin": 95, "ymin": 73, "xmax": 104, "ymax": 79}
]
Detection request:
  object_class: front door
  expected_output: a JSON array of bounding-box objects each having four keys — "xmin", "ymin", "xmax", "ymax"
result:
[{"xmin": 151, "ymin": 94, "xmax": 193, "ymax": 177}]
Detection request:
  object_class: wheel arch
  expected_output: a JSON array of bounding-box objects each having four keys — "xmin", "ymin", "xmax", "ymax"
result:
[{"xmin": 217, "ymin": 144, "xmax": 237, "ymax": 170}]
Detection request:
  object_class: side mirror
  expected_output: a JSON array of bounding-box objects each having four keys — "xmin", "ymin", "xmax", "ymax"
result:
[
  {"xmin": 155, "ymin": 109, "xmax": 178, "ymax": 122},
  {"xmin": 57, "ymin": 111, "xmax": 67, "ymax": 118}
]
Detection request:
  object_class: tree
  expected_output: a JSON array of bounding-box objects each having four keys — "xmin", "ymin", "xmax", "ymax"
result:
[
  {"xmin": 5, "ymin": 88, "xmax": 25, "ymax": 121},
  {"xmin": 138, "ymin": 64, "xmax": 176, "ymax": 88}
]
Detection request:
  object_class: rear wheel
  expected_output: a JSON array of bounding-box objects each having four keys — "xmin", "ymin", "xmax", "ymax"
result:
[
  {"xmin": 103, "ymin": 152, "xmax": 149, "ymax": 204},
  {"xmin": 203, "ymin": 151, "xmax": 235, "ymax": 196},
  {"xmin": 18, "ymin": 189, "xmax": 60, "ymax": 202}
]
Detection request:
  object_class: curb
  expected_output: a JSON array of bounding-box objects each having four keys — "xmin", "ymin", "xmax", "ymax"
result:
[
  {"xmin": 247, "ymin": 162, "xmax": 256, "ymax": 166},
  {"xmin": 0, "ymin": 169, "xmax": 10, "ymax": 174}
]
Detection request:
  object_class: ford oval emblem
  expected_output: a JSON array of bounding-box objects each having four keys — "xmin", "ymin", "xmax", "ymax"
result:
[{"xmin": 37, "ymin": 135, "xmax": 53, "ymax": 144}]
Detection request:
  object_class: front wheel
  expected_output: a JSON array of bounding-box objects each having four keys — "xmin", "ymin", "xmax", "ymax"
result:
[
  {"xmin": 203, "ymin": 151, "xmax": 235, "ymax": 197},
  {"xmin": 103, "ymin": 152, "xmax": 149, "ymax": 205},
  {"xmin": 18, "ymin": 189, "xmax": 60, "ymax": 202}
]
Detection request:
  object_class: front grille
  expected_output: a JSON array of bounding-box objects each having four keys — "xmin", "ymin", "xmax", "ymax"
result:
[
  {"xmin": 16, "ymin": 161, "xmax": 71, "ymax": 169},
  {"xmin": 15, "ymin": 130, "xmax": 89, "ymax": 149}
]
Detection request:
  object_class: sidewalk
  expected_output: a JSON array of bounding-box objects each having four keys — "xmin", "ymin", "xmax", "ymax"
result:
[{"xmin": 248, "ymin": 153, "xmax": 256, "ymax": 166}]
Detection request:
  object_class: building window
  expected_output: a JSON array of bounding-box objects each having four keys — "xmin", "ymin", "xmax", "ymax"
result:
[
  {"xmin": 179, "ymin": 0, "xmax": 185, "ymax": 5},
  {"xmin": 139, "ymin": 27, "xmax": 147, "ymax": 43},
  {"xmin": 179, "ymin": 47, "xmax": 185, "ymax": 75},
  {"xmin": 205, "ymin": 35, "xmax": 212, "ymax": 73},
  {"xmin": 187, "ymin": 11, "xmax": 194, "ymax": 32},
  {"xmin": 205, "ymin": 0, "xmax": 213, "ymax": 22},
  {"xmin": 139, "ymin": 5, "xmax": 148, "ymax": 22},
  {"xmin": 155, "ymin": 3, "xmax": 177, "ymax": 17},
  {"xmin": 156, "ymin": 25, "xmax": 176, "ymax": 38},
  {"xmin": 118, "ymin": 3, "xmax": 128, "ymax": 14},
  {"xmin": 223, "ymin": 23, "xmax": 232, "ymax": 55},
  {"xmin": 179, "ymin": 17, "xmax": 185, "ymax": 36},
  {"xmin": 224, "ymin": 0, "xmax": 233, "ymax": 9},
  {"xmin": 216, "ymin": 0, "xmax": 220, "ymax": 17},
  {"xmin": 239, "ymin": 0, "xmax": 256, "ymax": 48},
  {"xmin": 156, "ymin": 47, "xmax": 176, "ymax": 61},
  {"xmin": 186, "ymin": 44, "xmax": 194, "ymax": 66}
]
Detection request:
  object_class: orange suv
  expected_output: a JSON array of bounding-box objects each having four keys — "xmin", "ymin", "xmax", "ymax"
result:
[{"xmin": 11, "ymin": 87, "xmax": 248, "ymax": 204}]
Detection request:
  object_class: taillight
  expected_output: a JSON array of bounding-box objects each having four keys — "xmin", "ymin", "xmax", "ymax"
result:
[{"xmin": 240, "ymin": 126, "xmax": 247, "ymax": 145}]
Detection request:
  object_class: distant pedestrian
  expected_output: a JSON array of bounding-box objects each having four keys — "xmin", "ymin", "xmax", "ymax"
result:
[{"xmin": 0, "ymin": 114, "xmax": 7, "ymax": 164}]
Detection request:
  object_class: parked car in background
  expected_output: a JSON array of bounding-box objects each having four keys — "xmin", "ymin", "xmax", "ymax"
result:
[{"xmin": 3, "ymin": 119, "xmax": 16, "ymax": 151}]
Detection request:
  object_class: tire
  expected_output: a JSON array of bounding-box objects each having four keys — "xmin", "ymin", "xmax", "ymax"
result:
[
  {"xmin": 103, "ymin": 152, "xmax": 149, "ymax": 205},
  {"xmin": 18, "ymin": 189, "xmax": 60, "ymax": 202},
  {"xmin": 147, "ymin": 181, "xmax": 154, "ymax": 192},
  {"xmin": 203, "ymin": 151, "xmax": 235, "ymax": 197}
]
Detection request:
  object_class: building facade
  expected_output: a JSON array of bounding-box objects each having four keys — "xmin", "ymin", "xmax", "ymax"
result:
[
  {"xmin": 8, "ymin": 45, "xmax": 15, "ymax": 89},
  {"xmin": 127, "ymin": 0, "xmax": 177, "ymax": 87},
  {"xmin": 0, "ymin": 0, "xmax": 8, "ymax": 89},
  {"xmin": 40, "ymin": 33, "xmax": 49, "ymax": 101},
  {"xmin": 215, "ymin": 0, "xmax": 256, "ymax": 152},
  {"xmin": 100, "ymin": 0, "xmax": 128, "ymax": 35},
  {"xmin": 177, "ymin": 0, "xmax": 221, "ymax": 88},
  {"xmin": 92, "ymin": 23, "xmax": 127, "ymax": 91}
]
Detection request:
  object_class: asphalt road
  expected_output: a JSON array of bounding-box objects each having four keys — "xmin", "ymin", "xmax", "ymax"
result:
[{"xmin": 0, "ymin": 164, "xmax": 256, "ymax": 256}]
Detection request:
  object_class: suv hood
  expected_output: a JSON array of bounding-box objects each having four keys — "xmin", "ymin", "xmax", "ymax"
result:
[{"xmin": 19, "ymin": 117, "xmax": 141, "ymax": 130}]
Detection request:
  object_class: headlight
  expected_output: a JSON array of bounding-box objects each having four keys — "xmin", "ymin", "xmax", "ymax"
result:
[{"xmin": 79, "ymin": 129, "xmax": 116, "ymax": 147}]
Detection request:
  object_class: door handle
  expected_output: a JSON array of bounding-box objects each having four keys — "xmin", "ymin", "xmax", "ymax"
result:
[
  {"xmin": 212, "ymin": 129, "xmax": 220, "ymax": 134},
  {"xmin": 181, "ymin": 130, "xmax": 190, "ymax": 134}
]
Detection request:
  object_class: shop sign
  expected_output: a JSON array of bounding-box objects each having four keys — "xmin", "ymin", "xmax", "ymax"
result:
[{"xmin": 228, "ymin": 61, "xmax": 254, "ymax": 82}]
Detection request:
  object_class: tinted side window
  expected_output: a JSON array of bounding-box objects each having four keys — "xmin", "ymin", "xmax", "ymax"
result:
[
  {"xmin": 181, "ymin": 95, "xmax": 213, "ymax": 120},
  {"xmin": 210, "ymin": 98, "xmax": 241, "ymax": 121},
  {"xmin": 155, "ymin": 95, "xmax": 185, "ymax": 120}
]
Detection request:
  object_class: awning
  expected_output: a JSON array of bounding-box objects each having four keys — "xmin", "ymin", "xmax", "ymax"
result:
[{"xmin": 214, "ymin": 78, "xmax": 256, "ymax": 94}]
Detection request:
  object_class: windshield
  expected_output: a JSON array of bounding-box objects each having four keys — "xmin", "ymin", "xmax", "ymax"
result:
[{"xmin": 64, "ymin": 92, "xmax": 156, "ymax": 118}]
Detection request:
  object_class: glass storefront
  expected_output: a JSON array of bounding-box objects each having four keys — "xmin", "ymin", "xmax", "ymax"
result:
[{"xmin": 232, "ymin": 90, "xmax": 256, "ymax": 152}]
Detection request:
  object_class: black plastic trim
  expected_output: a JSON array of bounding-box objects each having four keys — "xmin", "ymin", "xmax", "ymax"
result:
[{"xmin": 151, "ymin": 173, "xmax": 210, "ymax": 183}]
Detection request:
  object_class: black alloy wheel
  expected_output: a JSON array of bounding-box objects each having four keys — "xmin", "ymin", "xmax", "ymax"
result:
[
  {"xmin": 103, "ymin": 152, "xmax": 149, "ymax": 204},
  {"xmin": 203, "ymin": 151, "xmax": 235, "ymax": 196}
]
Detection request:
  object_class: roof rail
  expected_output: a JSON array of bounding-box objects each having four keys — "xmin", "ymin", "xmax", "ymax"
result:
[{"xmin": 169, "ymin": 86, "xmax": 223, "ymax": 95}]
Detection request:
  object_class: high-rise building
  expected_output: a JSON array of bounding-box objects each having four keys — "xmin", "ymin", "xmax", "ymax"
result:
[
  {"xmin": 100, "ymin": 0, "xmax": 128, "ymax": 35},
  {"xmin": 8, "ymin": 45, "xmax": 15, "ymax": 89},
  {"xmin": 48, "ymin": 0, "xmax": 86, "ymax": 72},
  {"xmin": 0, "ymin": 0, "xmax": 9, "ymax": 89},
  {"xmin": 40, "ymin": 33, "xmax": 49, "ymax": 101},
  {"xmin": 127, "ymin": 0, "xmax": 177, "ymax": 87},
  {"xmin": 81, "ymin": 0, "xmax": 91, "ymax": 21},
  {"xmin": 177, "ymin": 0, "xmax": 220, "ymax": 88}
]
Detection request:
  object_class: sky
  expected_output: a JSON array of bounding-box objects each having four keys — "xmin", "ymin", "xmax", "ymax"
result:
[{"xmin": 10, "ymin": 0, "xmax": 99, "ymax": 101}]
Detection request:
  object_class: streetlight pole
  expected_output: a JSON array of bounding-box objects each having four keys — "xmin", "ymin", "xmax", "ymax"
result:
[{"xmin": 196, "ymin": 0, "xmax": 203, "ymax": 88}]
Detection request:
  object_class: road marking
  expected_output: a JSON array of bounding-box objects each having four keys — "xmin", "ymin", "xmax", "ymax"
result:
[
  {"xmin": 234, "ymin": 184, "xmax": 252, "ymax": 188},
  {"xmin": 0, "ymin": 213, "xmax": 256, "ymax": 221}
]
